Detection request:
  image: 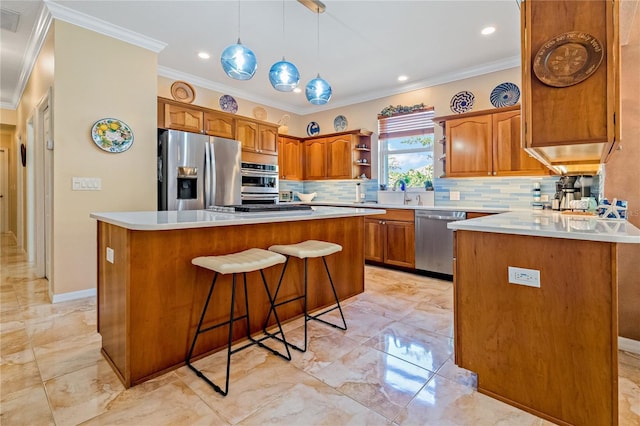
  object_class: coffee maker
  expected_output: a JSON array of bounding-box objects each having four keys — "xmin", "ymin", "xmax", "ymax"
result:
[{"xmin": 557, "ymin": 176, "xmax": 577, "ymax": 210}]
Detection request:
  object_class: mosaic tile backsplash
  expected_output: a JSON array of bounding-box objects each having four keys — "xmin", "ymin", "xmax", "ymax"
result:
[{"xmin": 281, "ymin": 175, "xmax": 597, "ymax": 209}]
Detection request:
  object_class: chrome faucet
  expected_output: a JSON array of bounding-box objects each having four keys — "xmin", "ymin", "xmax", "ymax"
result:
[{"xmin": 393, "ymin": 179, "xmax": 411, "ymax": 204}]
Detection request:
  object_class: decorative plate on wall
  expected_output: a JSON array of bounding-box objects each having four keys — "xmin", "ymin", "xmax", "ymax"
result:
[
  {"xmin": 252, "ymin": 106, "xmax": 267, "ymax": 121},
  {"xmin": 533, "ymin": 31, "xmax": 604, "ymax": 88},
  {"xmin": 306, "ymin": 121, "xmax": 320, "ymax": 136},
  {"xmin": 450, "ymin": 91, "xmax": 475, "ymax": 113},
  {"xmin": 490, "ymin": 82, "xmax": 521, "ymax": 108},
  {"xmin": 219, "ymin": 95, "xmax": 238, "ymax": 114},
  {"xmin": 91, "ymin": 118, "xmax": 134, "ymax": 153},
  {"xmin": 170, "ymin": 81, "xmax": 195, "ymax": 103},
  {"xmin": 333, "ymin": 115, "xmax": 348, "ymax": 132}
]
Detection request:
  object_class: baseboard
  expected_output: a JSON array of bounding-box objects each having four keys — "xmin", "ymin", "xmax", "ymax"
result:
[
  {"xmin": 619, "ymin": 336, "xmax": 640, "ymax": 355},
  {"xmin": 51, "ymin": 288, "xmax": 97, "ymax": 304}
]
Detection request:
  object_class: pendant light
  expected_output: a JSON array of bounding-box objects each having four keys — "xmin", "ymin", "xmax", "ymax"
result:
[
  {"xmin": 221, "ymin": 1, "xmax": 257, "ymax": 80},
  {"xmin": 305, "ymin": 5, "xmax": 331, "ymax": 105},
  {"xmin": 269, "ymin": 0, "xmax": 300, "ymax": 91}
]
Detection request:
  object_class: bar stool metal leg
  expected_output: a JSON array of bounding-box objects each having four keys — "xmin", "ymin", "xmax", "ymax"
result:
[{"xmin": 307, "ymin": 256, "xmax": 347, "ymax": 331}]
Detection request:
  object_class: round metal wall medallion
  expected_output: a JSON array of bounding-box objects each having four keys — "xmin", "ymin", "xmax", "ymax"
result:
[{"xmin": 533, "ymin": 31, "xmax": 604, "ymax": 88}]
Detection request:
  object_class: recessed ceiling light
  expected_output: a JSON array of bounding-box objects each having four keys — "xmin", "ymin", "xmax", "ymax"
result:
[
  {"xmin": 481, "ymin": 26, "xmax": 496, "ymax": 35},
  {"xmin": 198, "ymin": 52, "xmax": 210, "ymax": 59},
  {"xmin": 293, "ymin": 87, "xmax": 302, "ymax": 93},
  {"xmin": 398, "ymin": 75, "xmax": 408, "ymax": 82}
]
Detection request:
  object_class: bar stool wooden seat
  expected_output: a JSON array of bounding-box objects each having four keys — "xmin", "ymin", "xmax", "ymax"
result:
[
  {"xmin": 186, "ymin": 248, "xmax": 290, "ymax": 396},
  {"xmin": 265, "ymin": 240, "xmax": 347, "ymax": 353}
]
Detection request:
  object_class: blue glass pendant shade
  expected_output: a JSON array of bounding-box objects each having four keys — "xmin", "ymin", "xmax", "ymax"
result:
[
  {"xmin": 220, "ymin": 39, "xmax": 257, "ymax": 80},
  {"xmin": 305, "ymin": 74, "xmax": 332, "ymax": 105},
  {"xmin": 269, "ymin": 58, "xmax": 300, "ymax": 92}
]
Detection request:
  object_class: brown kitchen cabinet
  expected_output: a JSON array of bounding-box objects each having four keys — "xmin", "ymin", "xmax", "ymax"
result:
[
  {"xmin": 161, "ymin": 103, "xmax": 204, "ymax": 134},
  {"xmin": 278, "ymin": 136, "xmax": 303, "ymax": 180},
  {"xmin": 365, "ymin": 209, "xmax": 415, "ymax": 268},
  {"xmin": 204, "ymin": 111, "xmax": 234, "ymax": 139},
  {"xmin": 521, "ymin": 0, "xmax": 620, "ymax": 174},
  {"xmin": 303, "ymin": 130, "xmax": 373, "ymax": 180},
  {"xmin": 236, "ymin": 119, "xmax": 278, "ymax": 155},
  {"xmin": 436, "ymin": 106, "xmax": 550, "ymax": 177}
]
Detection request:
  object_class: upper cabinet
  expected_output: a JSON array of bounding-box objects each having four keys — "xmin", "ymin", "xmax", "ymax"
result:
[
  {"xmin": 236, "ymin": 119, "xmax": 278, "ymax": 155},
  {"xmin": 302, "ymin": 130, "xmax": 372, "ymax": 180},
  {"xmin": 436, "ymin": 106, "xmax": 550, "ymax": 177},
  {"xmin": 158, "ymin": 98, "xmax": 278, "ymax": 159},
  {"xmin": 278, "ymin": 136, "xmax": 303, "ymax": 180},
  {"xmin": 521, "ymin": 0, "xmax": 620, "ymax": 174}
]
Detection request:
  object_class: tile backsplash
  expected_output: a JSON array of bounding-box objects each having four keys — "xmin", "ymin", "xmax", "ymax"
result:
[
  {"xmin": 280, "ymin": 179, "xmax": 379, "ymax": 202},
  {"xmin": 281, "ymin": 175, "xmax": 598, "ymax": 209},
  {"xmin": 434, "ymin": 176, "xmax": 560, "ymax": 209}
]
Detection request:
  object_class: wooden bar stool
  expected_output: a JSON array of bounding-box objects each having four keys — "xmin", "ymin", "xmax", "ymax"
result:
[
  {"xmin": 265, "ymin": 240, "xmax": 347, "ymax": 352},
  {"xmin": 186, "ymin": 248, "xmax": 291, "ymax": 396}
]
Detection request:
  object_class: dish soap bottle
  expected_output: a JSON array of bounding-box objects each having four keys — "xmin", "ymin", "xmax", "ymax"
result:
[{"xmin": 355, "ymin": 182, "xmax": 362, "ymax": 203}]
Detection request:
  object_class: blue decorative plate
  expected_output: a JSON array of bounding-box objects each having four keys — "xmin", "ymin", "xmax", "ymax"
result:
[
  {"xmin": 219, "ymin": 95, "xmax": 238, "ymax": 114},
  {"xmin": 307, "ymin": 121, "xmax": 320, "ymax": 136},
  {"xmin": 450, "ymin": 91, "xmax": 475, "ymax": 113},
  {"xmin": 490, "ymin": 82, "xmax": 520, "ymax": 108},
  {"xmin": 333, "ymin": 115, "xmax": 348, "ymax": 132},
  {"xmin": 91, "ymin": 118, "xmax": 134, "ymax": 153}
]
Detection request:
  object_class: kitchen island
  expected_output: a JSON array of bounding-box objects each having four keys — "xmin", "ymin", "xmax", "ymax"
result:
[
  {"xmin": 90, "ymin": 206, "xmax": 382, "ymax": 388},
  {"xmin": 448, "ymin": 211, "xmax": 640, "ymax": 426}
]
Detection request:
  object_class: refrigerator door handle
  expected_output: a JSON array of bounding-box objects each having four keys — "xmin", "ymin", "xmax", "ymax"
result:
[{"xmin": 204, "ymin": 141, "xmax": 216, "ymax": 208}]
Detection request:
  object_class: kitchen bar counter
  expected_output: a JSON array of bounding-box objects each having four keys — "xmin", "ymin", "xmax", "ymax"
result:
[
  {"xmin": 90, "ymin": 206, "xmax": 382, "ymax": 231},
  {"xmin": 92, "ymin": 206, "xmax": 380, "ymax": 388},
  {"xmin": 307, "ymin": 201, "xmax": 510, "ymax": 214},
  {"xmin": 448, "ymin": 210, "xmax": 640, "ymax": 243},
  {"xmin": 448, "ymin": 210, "xmax": 638, "ymax": 425}
]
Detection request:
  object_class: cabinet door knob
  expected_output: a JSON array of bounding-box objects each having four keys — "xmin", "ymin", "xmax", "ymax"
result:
[
  {"xmin": 487, "ymin": 172, "xmax": 491, "ymax": 175},
  {"xmin": 493, "ymin": 172, "xmax": 497, "ymax": 176}
]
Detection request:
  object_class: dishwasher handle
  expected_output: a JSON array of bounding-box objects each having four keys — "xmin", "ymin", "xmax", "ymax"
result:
[{"xmin": 418, "ymin": 214, "xmax": 463, "ymax": 221}]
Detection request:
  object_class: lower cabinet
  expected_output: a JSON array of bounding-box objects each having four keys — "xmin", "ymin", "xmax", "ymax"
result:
[{"xmin": 365, "ymin": 209, "xmax": 415, "ymax": 268}]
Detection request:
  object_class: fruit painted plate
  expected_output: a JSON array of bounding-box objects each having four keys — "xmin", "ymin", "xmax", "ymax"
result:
[
  {"xmin": 490, "ymin": 82, "xmax": 520, "ymax": 108},
  {"xmin": 219, "ymin": 95, "xmax": 238, "ymax": 114},
  {"xmin": 91, "ymin": 118, "xmax": 134, "ymax": 153},
  {"xmin": 450, "ymin": 91, "xmax": 475, "ymax": 113}
]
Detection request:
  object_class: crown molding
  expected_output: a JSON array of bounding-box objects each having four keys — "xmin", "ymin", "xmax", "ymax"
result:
[
  {"xmin": 157, "ymin": 66, "xmax": 298, "ymax": 114},
  {"xmin": 6, "ymin": 3, "xmax": 52, "ymax": 110},
  {"xmin": 44, "ymin": 0, "xmax": 166, "ymax": 53},
  {"xmin": 159, "ymin": 55, "xmax": 520, "ymax": 117}
]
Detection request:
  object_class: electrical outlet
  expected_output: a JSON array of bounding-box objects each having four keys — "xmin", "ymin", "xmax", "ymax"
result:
[
  {"xmin": 508, "ymin": 266, "xmax": 540, "ymax": 288},
  {"xmin": 450, "ymin": 191, "xmax": 460, "ymax": 201},
  {"xmin": 106, "ymin": 247, "xmax": 114, "ymax": 264}
]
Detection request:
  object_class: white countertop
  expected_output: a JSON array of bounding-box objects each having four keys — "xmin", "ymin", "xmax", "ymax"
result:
[
  {"xmin": 90, "ymin": 206, "xmax": 384, "ymax": 231},
  {"xmin": 306, "ymin": 201, "xmax": 511, "ymax": 214},
  {"xmin": 447, "ymin": 210, "xmax": 640, "ymax": 243}
]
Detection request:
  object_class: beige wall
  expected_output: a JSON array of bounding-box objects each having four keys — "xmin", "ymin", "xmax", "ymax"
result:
[
  {"xmin": 50, "ymin": 21, "xmax": 157, "ymax": 296},
  {"xmin": 0, "ymin": 124, "xmax": 17, "ymax": 237},
  {"xmin": 605, "ymin": 4, "xmax": 640, "ymax": 340},
  {"xmin": 1, "ymin": 109, "xmax": 17, "ymax": 126}
]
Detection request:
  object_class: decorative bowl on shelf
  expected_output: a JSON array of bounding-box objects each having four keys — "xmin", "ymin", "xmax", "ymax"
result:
[{"xmin": 296, "ymin": 192, "xmax": 317, "ymax": 202}]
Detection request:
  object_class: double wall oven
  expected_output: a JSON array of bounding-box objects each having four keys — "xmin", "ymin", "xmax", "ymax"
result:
[{"xmin": 241, "ymin": 162, "xmax": 279, "ymax": 204}]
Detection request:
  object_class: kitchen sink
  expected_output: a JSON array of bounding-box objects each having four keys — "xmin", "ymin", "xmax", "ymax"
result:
[{"xmin": 377, "ymin": 191, "xmax": 406, "ymax": 205}]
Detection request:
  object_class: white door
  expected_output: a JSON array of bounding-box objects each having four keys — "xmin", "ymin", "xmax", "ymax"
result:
[{"xmin": 0, "ymin": 148, "xmax": 8, "ymax": 233}]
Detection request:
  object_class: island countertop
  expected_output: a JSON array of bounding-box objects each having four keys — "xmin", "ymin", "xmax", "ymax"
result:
[
  {"xmin": 90, "ymin": 206, "xmax": 383, "ymax": 231},
  {"xmin": 448, "ymin": 210, "xmax": 640, "ymax": 243}
]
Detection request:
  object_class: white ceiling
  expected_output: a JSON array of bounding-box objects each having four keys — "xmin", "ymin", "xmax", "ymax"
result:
[{"xmin": 2, "ymin": 0, "xmax": 527, "ymax": 114}]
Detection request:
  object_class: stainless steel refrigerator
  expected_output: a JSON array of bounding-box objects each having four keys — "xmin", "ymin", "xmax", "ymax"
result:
[{"xmin": 158, "ymin": 129, "xmax": 241, "ymax": 210}]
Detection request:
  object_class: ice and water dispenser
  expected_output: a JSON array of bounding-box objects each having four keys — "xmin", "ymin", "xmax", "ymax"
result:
[{"xmin": 177, "ymin": 166, "xmax": 198, "ymax": 200}]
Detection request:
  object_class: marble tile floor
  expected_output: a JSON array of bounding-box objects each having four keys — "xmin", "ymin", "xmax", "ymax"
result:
[{"xmin": 1, "ymin": 233, "xmax": 639, "ymax": 425}]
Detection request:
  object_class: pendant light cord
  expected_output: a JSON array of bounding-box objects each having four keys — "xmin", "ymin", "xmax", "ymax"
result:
[
  {"xmin": 316, "ymin": 7, "xmax": 320, "ymax": 70},
  {"xmin": 282, "ymin": 0, "xmax": 286, "ymax": 54},
  {"xmin": 237, "ymin": 0, "xmax": 241, "ymax": 42}
]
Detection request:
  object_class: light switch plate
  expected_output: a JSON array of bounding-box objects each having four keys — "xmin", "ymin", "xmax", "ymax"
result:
[
  {"xmin": 450, "ymin": 191, "xmax": 460, "ymax": 201},
  {"xmin": 72, "ymin": 177, "xmax": 102, "ymax": 191}
]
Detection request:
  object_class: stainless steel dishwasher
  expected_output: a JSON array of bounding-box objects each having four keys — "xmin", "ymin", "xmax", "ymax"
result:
[{"xmin": 415, "ymin": 210, "xmax": 466, "ymax": 275}]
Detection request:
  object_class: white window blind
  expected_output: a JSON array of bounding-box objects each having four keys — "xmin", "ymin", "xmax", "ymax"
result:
[{"xmin": 378, "ymin": 108, "xmax": 436, "ymax": 139}]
